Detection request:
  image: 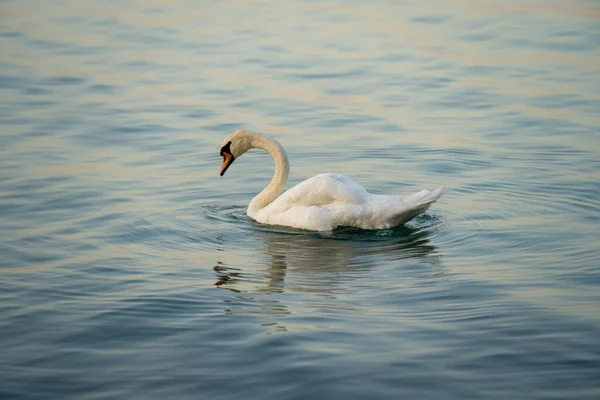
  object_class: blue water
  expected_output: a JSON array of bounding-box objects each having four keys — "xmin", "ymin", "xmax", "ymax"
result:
[{"xmin": 1, "ymin": 1, "xmax": 600, "ymax": 399}]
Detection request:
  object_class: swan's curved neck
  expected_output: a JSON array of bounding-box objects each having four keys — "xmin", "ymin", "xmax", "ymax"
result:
[{"xmin": 247, "ymin": 133, "xmax": 289, "ymax": 215}]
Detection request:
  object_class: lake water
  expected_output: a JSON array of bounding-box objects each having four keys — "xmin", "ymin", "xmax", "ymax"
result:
[{"xmin": 1, "ymin": 1, "xmax": 599, "ymax": 399}]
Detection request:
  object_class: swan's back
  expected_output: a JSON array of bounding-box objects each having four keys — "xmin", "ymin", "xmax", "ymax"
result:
[{"xmin": 282, "ymin": 173, "xmax": 369, "ymax": 206}]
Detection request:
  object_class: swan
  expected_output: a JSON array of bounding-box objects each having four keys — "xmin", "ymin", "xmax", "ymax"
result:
[{"xmin": 219, "ymin": 129, "xmax": 444, "ymax": 231}]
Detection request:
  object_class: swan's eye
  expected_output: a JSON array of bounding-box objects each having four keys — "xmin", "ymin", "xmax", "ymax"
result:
[{"xmin": 220, "ymin": 141, "xmax": 233, "ymax": 158}]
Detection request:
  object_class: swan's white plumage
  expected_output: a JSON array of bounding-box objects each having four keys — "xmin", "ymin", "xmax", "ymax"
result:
[{"xmin": 220, "ymin": 130, "xmax": 443, "ymax": 231}]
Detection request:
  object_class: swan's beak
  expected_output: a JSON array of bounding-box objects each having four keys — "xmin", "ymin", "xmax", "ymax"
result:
[{"xmin": 220, "ymin": 152, "xmax": 235, "ymax": 176}]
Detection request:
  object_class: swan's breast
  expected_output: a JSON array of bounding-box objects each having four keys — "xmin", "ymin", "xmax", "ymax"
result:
[{"xmin": 253, "ymin": 202, "xmax": 337, "ymax": 231}]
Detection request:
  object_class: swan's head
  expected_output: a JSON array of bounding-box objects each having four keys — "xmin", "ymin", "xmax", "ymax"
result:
[{"xmin": 219, "ymin": 129, "xmax": 253, "ymax": 176}]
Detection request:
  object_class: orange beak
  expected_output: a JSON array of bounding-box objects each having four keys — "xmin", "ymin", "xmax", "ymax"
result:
[{"xmin": 220, "ymin": 152, "xmax": 235, "ymax": 176}]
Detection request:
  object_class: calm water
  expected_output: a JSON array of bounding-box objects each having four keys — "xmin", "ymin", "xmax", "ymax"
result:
[{"xmin": 1, "ymin": 1, "xmax": 600, "ymax": 399}]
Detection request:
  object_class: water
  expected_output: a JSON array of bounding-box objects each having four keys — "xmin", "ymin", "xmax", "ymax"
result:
[{"xmin": 1, "ymin": 1, "xmax": 599, "ymax": 399}]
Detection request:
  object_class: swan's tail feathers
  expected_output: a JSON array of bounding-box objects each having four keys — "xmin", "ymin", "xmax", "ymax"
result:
[
  {"xmin": 390, "ymin": 187, "xmax": 444, "ymax": 225},
  {"xmin": 406, "ymin": 186, "xmax": 445, "ymax": 207}
]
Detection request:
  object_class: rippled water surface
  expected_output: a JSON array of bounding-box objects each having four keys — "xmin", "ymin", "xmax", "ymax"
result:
[{"xmin": 2, "ymin": 1, "xmax": 600, "ymax": 399}]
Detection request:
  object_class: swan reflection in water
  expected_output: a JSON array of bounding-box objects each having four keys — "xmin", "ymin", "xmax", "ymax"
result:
[
  {"xmin": 214, "ymin": 217, "xmax": 444, "ymax": 330},
  {"xmin": 214, "ymin": 217, "xmax": 443, "ymax": 296}
]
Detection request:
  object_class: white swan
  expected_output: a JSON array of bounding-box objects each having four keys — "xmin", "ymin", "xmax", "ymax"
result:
[{"xmin": 219, "ymin": 130, "xmax": 444, "ymax": 231}]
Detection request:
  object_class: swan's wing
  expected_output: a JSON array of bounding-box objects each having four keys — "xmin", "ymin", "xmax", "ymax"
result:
[{"xmin": 279, "ymin": 173, "xmax": 369, "ymax": 207}]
